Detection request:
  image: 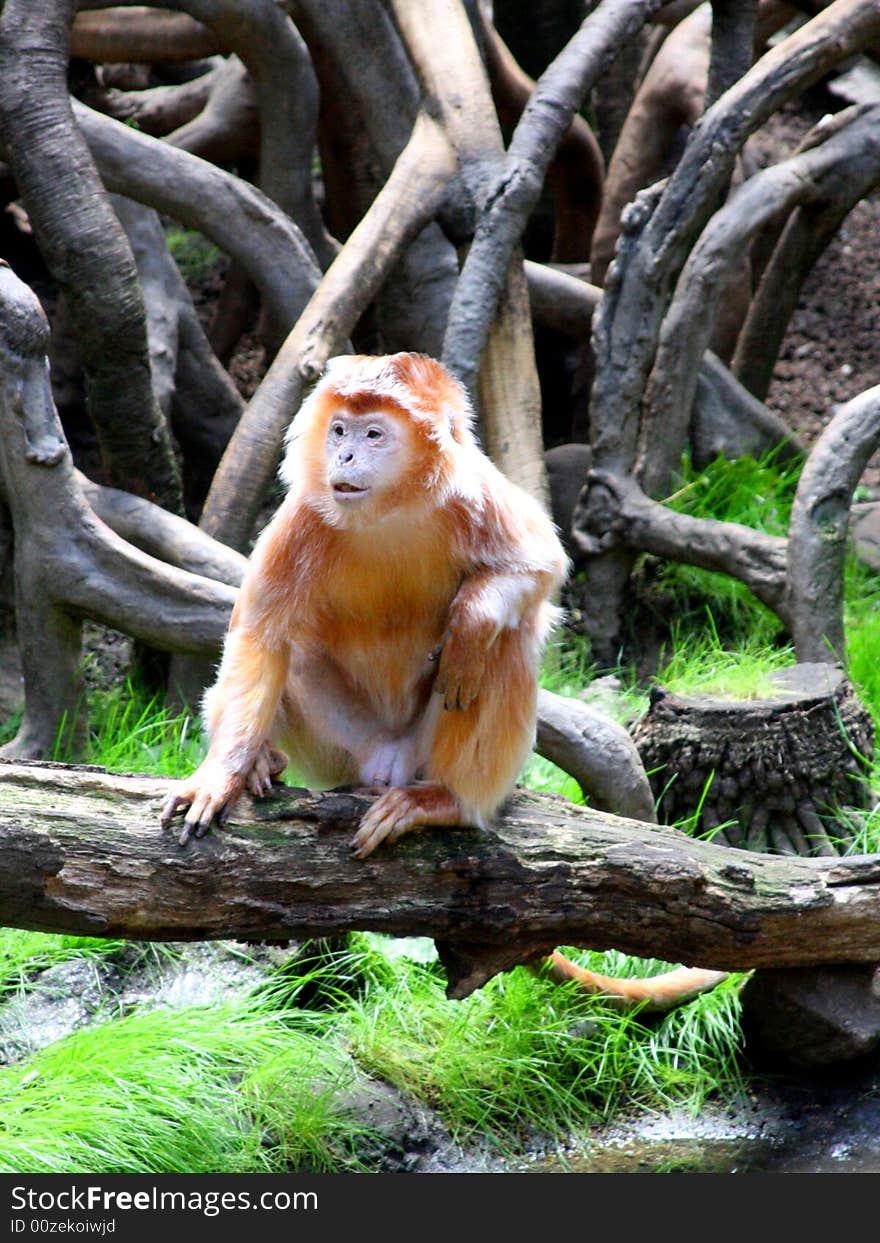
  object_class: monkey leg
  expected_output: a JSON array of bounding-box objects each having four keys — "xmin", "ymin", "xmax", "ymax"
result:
[
  {"xmin": 351, "ymin": 628, "xmax": 538, "ymax": 859},
  {"xmin": 539, "ymin": 952, "xmax": 729, "ymax": 1014}
]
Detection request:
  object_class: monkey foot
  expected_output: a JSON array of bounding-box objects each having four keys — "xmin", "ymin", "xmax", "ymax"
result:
[
  {"xmin": 160, "ymin": 760, "xmax": 246, "ymax": 847},
  {"xmin": 350, "ymin": 784, "xmax": 462, "ymax": 860}
]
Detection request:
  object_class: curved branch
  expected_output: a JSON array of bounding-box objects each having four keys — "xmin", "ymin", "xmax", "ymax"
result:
[
  {"xmin": 81, "ymin": 0, "xmax": 331, "ymax": 265},
  {"xmin": 0, "ymin": 0, "xmax": 183, "ymax": 512},
  {"xmin": 443, "ymin": 0, "xmax": 667, "ymax": 397},
  {"xmin": 590, "ymin": 4, "xmax": 711, "ymax": 287},
  {"xmin": 536, "ymin": 689, "xmax": 657, "ymax": 823},
  {"xmin": 85, "ymin": 63, "xmax": 222, "ymax": 136},
  {"xmin": 164, "ymin": 54, "xmax": 257, "ymax": 162},
  {"xmin": 71, "ymin": 6, "xmax": 223, "ymax": 62},
  {"xmin": 640, "ymin": 104, "xmax": 880, "ymax": 495},
  {"xmin": 0, "ymin": 264, "xmax": 234, "ymax": 756},
  {"xmin": 167, "ymin": 0, "xmax": 333, "ymax": 267},
  {"xmin": 705, "ymin": 0, "xmax": 758, "ymax": 109},
  {"xmin": 290, "ymin": 0, "xmax": 457, "ymax": 361},
  {"xmin": 733, "ymin": 105, "xmax": 880, "ymax": 401},
  {"xmin": 787, "ymin": 385, "xmax": 880, "ymax": 663},
  {"xmin": 524, "ymin": 261, "xmax": 602, "ymax": 336},
  {"xmin": 72, "ymin": 99, "xmax": 322, "ymax": 337},
  {"xmin": 78, "ymin": 475, "xmax": 245, "ymax": 587},
  {"xmin": 390, "ymin": 0, "xmax": 547, "ymax": 500},
  {"xmin": 198, "ymin": 110, "xmax": 457, "ymax": 549},
  {"xmin": 591, "ymin": 0, "xmax": 880, "ymax": 477},
  {"xmin": 480, "ymin": 9, "xmax": 604, "ymax": 260},
  {"xmin": 572, "ymin": 469, "xmax": 790, "ymax": 622}
]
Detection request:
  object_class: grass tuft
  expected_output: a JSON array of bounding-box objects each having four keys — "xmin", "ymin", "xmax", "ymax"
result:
[{"xmin": 0, "ymin": 1001, "xmax": 368, "ymax": 1174}]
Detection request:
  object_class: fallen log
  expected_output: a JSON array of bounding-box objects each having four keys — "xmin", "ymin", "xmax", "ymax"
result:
[{"xmin": 2, "ymin": 759, "xmax": 880, "ymax": 1000}]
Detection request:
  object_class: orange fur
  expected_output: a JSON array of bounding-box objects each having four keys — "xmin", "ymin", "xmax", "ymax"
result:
[
  {"xmin": 159, "ymin": 351, "xmax": 726, "ymax": 1012},
  {"xmin": 162, "ymin": 351, "xmax": 569, "ymax": 856}
]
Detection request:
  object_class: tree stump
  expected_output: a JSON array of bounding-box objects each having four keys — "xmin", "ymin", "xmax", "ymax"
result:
[{"xmin": 631, "ymin": 663, "xmax": 875, "ymax": 856}]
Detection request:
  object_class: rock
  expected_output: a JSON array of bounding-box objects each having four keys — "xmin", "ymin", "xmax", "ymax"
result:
[
  {"xmin": 741, "ymin": 965, "xmax": 880, "ymax": 1068},
  {"xmin": 331, "ymin": 1077, "xmax": 451, "ymax": 1173}
]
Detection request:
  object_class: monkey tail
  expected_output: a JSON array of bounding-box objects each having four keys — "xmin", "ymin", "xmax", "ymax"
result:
[{"xmin": 539, "ymin": 951, "xmax": 729, "ymax": 1014}]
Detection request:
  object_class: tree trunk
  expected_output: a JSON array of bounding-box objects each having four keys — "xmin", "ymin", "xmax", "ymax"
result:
[
  {"xmin": 632, "ymin": 664, "xmax": 875, "ymax": 854},
  {"xmin": 3, "ymin": 760, "xmax": 880, "ymax": 1001},
  {"xmin": 0, "ymin": 0, "xmax": 183, "ymax": 512}
]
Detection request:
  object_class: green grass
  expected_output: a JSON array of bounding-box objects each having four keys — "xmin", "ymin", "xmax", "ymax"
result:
[
  {"xmin": 654, "ymin": 622, "xmax": 796, "ymax": 702},
  {"xmin": 336, "ymin": 938, "xmax": 745, "ymax": 1146},
  {"xmin": 650, "ymin": 450, "xmax": 800, "ymax": 646},
  {"xmin": 0, "ymin": 1000, "xmax": 369, "ymax": 1174},
  {"xmin": 165, "ymin": 226, "xmax": 222, "ymax": 285},
  {"xmin": 0, "ymin": 929, "xmax": 748, "ymax": 1170},
  {"xmin": 0, "ymin": 930, "xmax": 141, "ymax": 999},
  {"xmin": 52, "ymin": 680, "xmax": 205, "ymax": 776}
]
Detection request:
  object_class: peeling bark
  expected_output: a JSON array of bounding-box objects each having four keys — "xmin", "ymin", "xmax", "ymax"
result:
[{"xmin": 633, "ymin": 664, "xmax": 874, "ymax": 853}]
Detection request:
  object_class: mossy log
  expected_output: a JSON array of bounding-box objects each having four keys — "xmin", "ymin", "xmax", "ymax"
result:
[
  {"xmin": 632, "ymin": 664, "xmax": 874, "ymax": 855},
  {"xmin": 3, "ymin": 759, "xmax": 880, "ymax": 1000}
]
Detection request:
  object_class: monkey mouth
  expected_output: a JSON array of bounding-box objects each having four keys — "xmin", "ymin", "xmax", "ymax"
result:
[{"xmin": 333, "ymin": 483, "xmax": 369, "ymax": 496}]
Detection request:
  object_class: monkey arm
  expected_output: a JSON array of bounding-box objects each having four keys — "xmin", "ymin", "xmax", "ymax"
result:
[
  {"xmin": 435, "ymin": 564, "xmax": 562, "ymax": 711},
  {"xmin": 161, "ymin": 623, "xmax": 289, "ymax": 843}
]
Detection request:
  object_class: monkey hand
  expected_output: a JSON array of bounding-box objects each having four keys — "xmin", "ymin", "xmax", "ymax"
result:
[
  {"xmin": 246, "ymin": 742, "xmax": 289, "ymax": 796},
  {"xmin": 433, "ymin": 624, "xmax": 492, "ymax": 711},
  {"xmin": 160, "ymin": 758, "xmax": 246, "ymax": 847}
]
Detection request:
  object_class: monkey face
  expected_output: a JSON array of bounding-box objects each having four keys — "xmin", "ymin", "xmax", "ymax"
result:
[{"xmin": 325, "ymin": 409, "xmax": 413, "ymax": 511}]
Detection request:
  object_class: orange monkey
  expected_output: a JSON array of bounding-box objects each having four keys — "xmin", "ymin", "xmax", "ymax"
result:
[
  {"xmin": 162, "ymin": 351, "xmax": 568, "ymax": 858},
  {"xmin": 161, "ymin": 352, "xmax": 724, "ymax": 1012}
]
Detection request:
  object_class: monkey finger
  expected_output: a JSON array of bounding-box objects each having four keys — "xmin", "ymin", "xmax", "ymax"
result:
[
  {"xmin": 350, "ymin": 812, "xmax": 395, "ymax": 859},
  {"xmin": 177, "ymin": 791, "xmax": 220, "ymax": 846},
  {"xmin": 161, "ymin": 790, "xmax": 189, "ymax": 826},
  {"xmin": 178, "ymin": 819, "xmax": 197, "ymax": 847}
]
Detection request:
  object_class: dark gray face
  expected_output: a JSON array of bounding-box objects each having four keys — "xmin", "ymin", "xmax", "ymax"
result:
[{"xmin": 326, "ymin": 410, "xmax": 409, "ymax": 505}]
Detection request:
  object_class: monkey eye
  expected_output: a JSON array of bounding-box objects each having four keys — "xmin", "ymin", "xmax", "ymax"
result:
[
  {"xmin": 366, "ymin": 427, "xmax": 384, "ymax": 441},
  {"xmin": 330, "ymin": 422, "xmax": 345, "ymax": 438}
]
